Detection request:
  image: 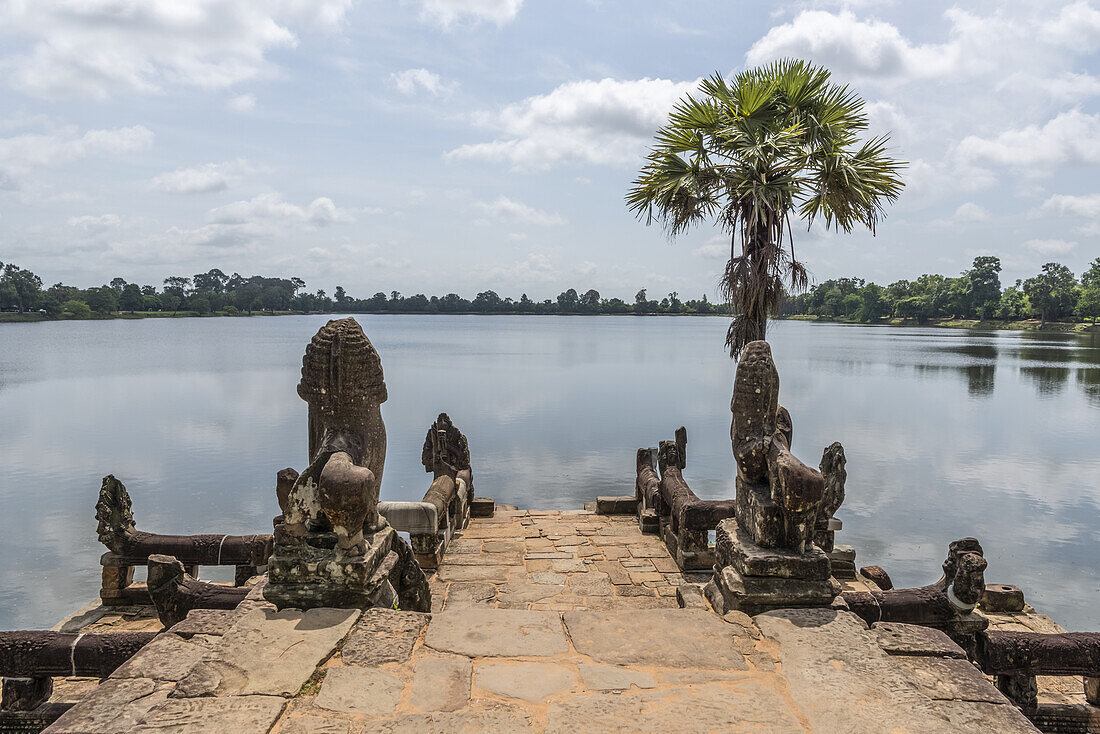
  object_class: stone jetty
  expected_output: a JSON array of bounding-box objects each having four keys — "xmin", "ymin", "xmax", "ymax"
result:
[
  {"xmin": 2, "ymin": 323, "xmax": 1095, "ymax": 733},
  {"xmin": 21, "ymin": 509, "xmax": 1045, "ymax": 733}
]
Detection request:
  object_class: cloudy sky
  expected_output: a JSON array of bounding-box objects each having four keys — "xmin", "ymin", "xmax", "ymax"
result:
[{"xmin": 1, "ymin": 0, "xmax": 1099, "ymax": 300}]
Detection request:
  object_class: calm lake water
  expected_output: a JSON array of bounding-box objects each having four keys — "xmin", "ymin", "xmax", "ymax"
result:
[{"xmin": 0, "ymin": 315, "xmax": 1098, "ymax": 630}]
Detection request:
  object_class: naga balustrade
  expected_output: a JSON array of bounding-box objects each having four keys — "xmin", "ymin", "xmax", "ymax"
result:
[
  {"xmin": 0, "ymin": 630, "xmax": 157, "ymax": 726},
  {"xmin": 381, "ymin": 413, "xmax": 479, "ymax": 570},
  {"xmin": 636, "ymin": 428, "xmax": 736, "ymax": 571},
  {"xmin": 976, "ymin": 630, "xmax": 1100, "ymax": 713},
  {"xmin": 95, "ymin": 476, "xmax": 272, "ymax": 605}
]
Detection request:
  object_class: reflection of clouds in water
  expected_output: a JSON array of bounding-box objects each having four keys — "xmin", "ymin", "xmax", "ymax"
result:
[{"xmin": 1, "ymin": 316, "xmax": 1098, "ymax": 630}]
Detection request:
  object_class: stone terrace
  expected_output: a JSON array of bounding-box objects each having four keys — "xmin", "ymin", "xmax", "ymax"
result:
[
  {"xmin": 41, "ymin": 509, "xmax": 1043, "ymax": 733},
  {"xmin": 428, "ymin": 508, "xmax": 694, "ymax": 612}
]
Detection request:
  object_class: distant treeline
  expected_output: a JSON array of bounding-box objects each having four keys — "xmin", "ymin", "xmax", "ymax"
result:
[
  {"xmin": 0, "ymin": 263, "xmax": 727, "ymax": 318},
  {"xmin": 779, "ymin": 256, "xmax": 1100, "ymax": 326},
  {"xmin": 2, "ymin": 255, "xmax": 1098, "ymax": 325}
]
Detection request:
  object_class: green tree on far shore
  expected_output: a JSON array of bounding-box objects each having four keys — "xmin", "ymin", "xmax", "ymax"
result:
[
  {"xmin": 1024, "ymin": 262, "xmax": 1078, "ymax": 328},
  {"xmin": 627, "ymin": 59, "xmax": 904, "ymax": 357},
  {"xmin": 1079, "ymin": 258, "xmax": 1100, "ymax": 325},
  {"xmin": 967, "ymin": 256, "xmax": 1002, "ymax": 321}
]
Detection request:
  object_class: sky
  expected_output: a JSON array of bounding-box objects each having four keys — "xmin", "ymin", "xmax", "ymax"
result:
[{"xmin": 1, "ymin": 0, "xmax": 1099, "ymax": 301}]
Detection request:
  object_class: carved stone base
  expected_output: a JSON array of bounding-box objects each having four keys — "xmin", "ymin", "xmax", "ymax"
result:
[
  {"xmin": 715, "ymin": 519, "xmax": 830, "ymax": 580},
  {"xmin": 707, "ymin": 519, "xmax": 839, "ymax": 616},
  {"xmin": 707, "ymin": 565, "xmax": 841, "ymax": 616},
  {"xmin": 638, "ymin": 508, "xmax": 659, "ymax": 535},
  {"xmin": 265, "ymin": 523, "xmax": 399, "ymax": 611},
  {"xmin": 734, "ymin": 477, "xmax": 817, "ymax": 551}
]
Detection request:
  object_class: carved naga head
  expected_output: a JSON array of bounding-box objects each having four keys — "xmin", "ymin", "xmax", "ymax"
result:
[
  {"xmin": 422, "ymin": 413, "xmax": 471, "ymax": 477},
  {"xmin": 96, "ymin": 475, "xmax": 136, "ymax": 553},
  {"xmin": 298, "ymin": 317, "xmax": 387, "ymax": 421},
  {"xmin": 657, "ymin": 427, "xmax": 687, "ymax": 476},
  {"xmin": 951, "ymin": 551, "xmax": 988, "ymax": 609},
  {"xmin": 941, "ymin": 537, "xmax": 987, "ymax": 611}
]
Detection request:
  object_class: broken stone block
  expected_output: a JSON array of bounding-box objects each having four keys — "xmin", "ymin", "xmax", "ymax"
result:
[
  {"xmin": 980, "ymin": 584, "xmax": 1025, "ymax": 613},
  {"xmin": 596, "ymin": 496, "xmax": 637, "ymax": 515},
  {"xmin": 470, "ymin": 497, "xmax": 495, "ymax": 518}
]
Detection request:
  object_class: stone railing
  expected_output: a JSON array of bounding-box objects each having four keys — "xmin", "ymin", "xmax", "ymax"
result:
[
  {"xmin": 382, "ymin": 413, "xmax": 489, "ymax": 570},
  {"xmin": 95, "ymin": 476, "xmax": 272, "ymax": 605},
  {"xmin": 976, "ymin": 630, "xmax": 1100, "ymax": 714},
  {"xmin": 0, "ymin": 630, "xmax": 156, "ymax": 727},
  {"xmin": 634, "ymin": 428, "xmax": 736, "ymax": 571}
]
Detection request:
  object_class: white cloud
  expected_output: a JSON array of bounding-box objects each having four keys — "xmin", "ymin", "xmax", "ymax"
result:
[
  {"xmin": 996, "ymin": 72, "xmax": 1100, "ymax": 103},
  {"xmin": 0, "ymin": 124, "xmax": 153, "ymax": 190},
  {"xmin": 931, "ymin": 202, "xmax": 991, "ymax": 228},
  {"xmin": 956, "ymin": 111, "xmax": 1100, "ymax": 174},
  {"xmin": 952, "ymin": 202, "xmax": 991, "ymax": 223},
  {"xmin": 476, "ymin": 196, "xmax": 562, "ymax": 225},
  {"xmin": 0, "ymin": 1, "xmax": 355, "ymax": 98},
  {"xmin": 415, "ymin": 0, "xmax": 523, "ymax": 27},
  {"xmin": 67, "ymin": 214, "xmax": 120, "ymax": 231},
  {"xmin": 693, "ymin": 242, "xmax": 728, "ymax": 260},
  {"xmin": 0, "ymin": 169, "xmax": 18, "ymax": 190},
  {"xmin": 151, "ymin": 159, "xmax": 256, "ymax": 194},
  {"xmin": 746, "ymin": 10, "xmax": 958, "ymax": 81},
  {"xmin": 388, "ymin": 68, "xmax": 457, "ymax": 96},
  {"xmin": 207, "ymin": 192, "xmax": 354, "ymax": 226},
  {"xmin": 1042, "ymin": 193, "xmax": 1100, "ymax": 219},
  {"xmin": 1040, "ymin": 1, "xmax": 1100, "ymax": 52},
  {"xmin": 470, "ymin": 251, "xmax": 556, "ymax": 282},
  {"xmin": 449, "ymin": 77, "xmax": 700, "ymax": 169},
  {"xmin": 0, "ymin": 125, "xmax": 154, "ymax": 168},
  {"xmin": 1024, "ymin": 238, "xmax": 1077, "ymax": 255},
  {"xmin": 228, "ymin": 93, "xmax": 256, "ymax": 112}
]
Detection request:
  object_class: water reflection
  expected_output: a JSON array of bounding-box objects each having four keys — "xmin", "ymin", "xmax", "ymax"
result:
[
  {"xmin": 0, "ymin": 317, "xmax": 1097, "ymax": 631},
  {"xmin": 1077, "ymin": 368, "xmax": 1100, "ymax": 406}
]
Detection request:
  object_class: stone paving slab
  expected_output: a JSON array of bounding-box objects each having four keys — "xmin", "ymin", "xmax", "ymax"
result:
[
  {"xmin": 341, "ymin": 608, "xmax": 429, "ymax": 666},
  {"xmin": 109, "ymin": 633, "xmax": 220, "ymax": 682},
  {"xmin": 316, "ymin": 667, "xmax": 404, "ymax": 716},
  {"xmin": 474, "ymin": 661, "xmax": 579, "ymax": 702},
  {"xmin": 563, "ymin": 608, "xmax": 749, "ymax": 670},
  {"xmin": 429, "ymin": 510, "xmax": 682, "ymax": 613},
  {"xmin": 891, "ymin": 656, "xmax": 1012, "ymax": 704},
  {"xmin": 137, "ymin": 694, "xmax": 287, "ymax": 732},
  {"xmin": 44, "ymin": 678, "xmax": 172, "ymax": 733},
  {"xmin": 409, "ymin": 656, "xmax": 472, "ymax": 712},
  {"xmin": 174, "ymin": 607, "xmax": 360, "ymax": 697},
  {"xmin": 543, "ymin": 679, "xmax": 803, "ymax": 734},
  {"xmin": 424, "ymin": 608, "xmax": 569, "ymax": 657}
]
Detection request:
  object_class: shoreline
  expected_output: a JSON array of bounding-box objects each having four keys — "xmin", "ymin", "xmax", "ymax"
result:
[{"xmin": 2, "ymin": 309, "xmax": 1097, "ymax": 333}]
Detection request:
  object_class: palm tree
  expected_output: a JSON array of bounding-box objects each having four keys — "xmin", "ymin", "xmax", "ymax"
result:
[{"xmin": 626, "ymin": 59, "xmax": 905, "ymax": 357}]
